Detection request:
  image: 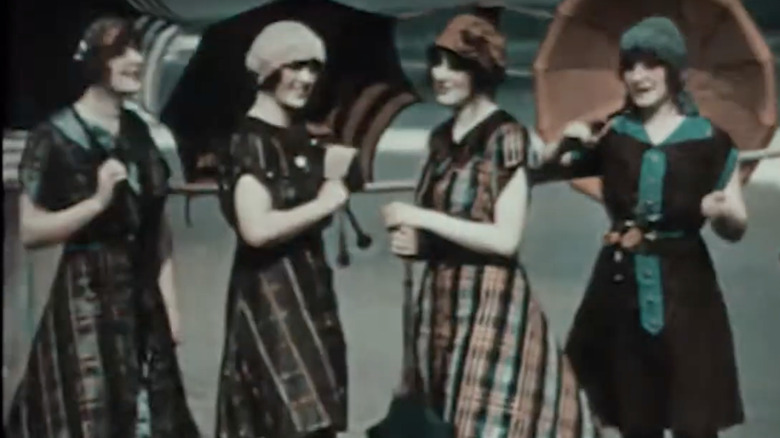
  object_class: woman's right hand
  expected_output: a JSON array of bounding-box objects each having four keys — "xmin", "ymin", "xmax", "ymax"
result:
[
  {"xmin": 92, "ymin": 158, "xmax": 128, "ymax": 210},
  {"xmin": 562, "ymin": 121, "xmax": 595, "ymax": 144},
  {"xmin": 318, "ymin": 179, "xmax": 349, "ymax": 211}
]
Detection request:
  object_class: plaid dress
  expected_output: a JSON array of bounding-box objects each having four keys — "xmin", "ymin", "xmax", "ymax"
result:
[
  {"xmin": 4, "ymin": 108, "xmax": 200, "ymax": 437},
  {"xmin": 215, "ymin": 118, "xmax": 357, "ymax": 438},
  {"xmin": 412, "ymin": 110, "xmax": 599, "ymax": 438}
]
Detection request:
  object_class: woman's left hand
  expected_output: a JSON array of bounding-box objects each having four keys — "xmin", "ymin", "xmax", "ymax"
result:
[
  {"xmin": 389, "ymin": 225, "xmax": 419, "ymax": 256},
  {"xmin": 701, "ymin": 190, "xmax": 730, "ymax": 219},
  {"xmin": 381, "ymin": 201, "xmax": 423, "ymax": 229}
]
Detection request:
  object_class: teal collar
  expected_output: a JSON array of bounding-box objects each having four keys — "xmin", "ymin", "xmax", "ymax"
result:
[
  {"xmin": 49, "ymin": 107, "xmax": 142, "ymax": 193},
  {"xmin": 612, "ymin": 114, "xmax": 712, "ymax": 146},
  {"xmin": 49, "ymin": 108, "xmax": 118, "ymax": 151}
]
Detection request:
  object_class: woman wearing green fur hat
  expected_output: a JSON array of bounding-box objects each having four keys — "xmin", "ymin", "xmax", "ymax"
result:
[{"xmin": 535, "ymin": 16, "xmax": 746, "ymax": 438}]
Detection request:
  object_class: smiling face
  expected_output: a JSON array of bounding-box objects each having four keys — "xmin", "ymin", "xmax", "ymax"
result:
[
  {"xmin": 623, "ymin": 61, "xmax": 671, "ymax": 110},
  {"xmin": 105, "ymin": 45, "xmax": 144, "ymax": 95},
  {"xmin": 270, "ymin": 60, "xmax": 322, "ymax": 109},
  {"xmin": 619, "ymin": 50, "xmax": 680, "ymax": 112},
  {"xmin": 428, "ymin": 49, "xmax": 474, "ymax": 107}
]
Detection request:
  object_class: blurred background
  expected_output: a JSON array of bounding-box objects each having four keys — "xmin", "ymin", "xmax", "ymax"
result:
[{"xmin": 4, "ymin": 1, "xmax": 780, "ymax": 436}]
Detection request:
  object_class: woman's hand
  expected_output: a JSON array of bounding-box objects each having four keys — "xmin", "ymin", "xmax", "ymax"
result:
[
  {"xmin": 317, "ymin": 179, "xmax": 349, "ymax": 211},
  {"xmin": 701, "ymin": 190, "xmax": 730, "ymax": 219},
  {"xmin": 389, "ymin": 225, "xmax": 418, "ymax": 257},
  {"xmin": 92, "ymin": 158, "xmax": 128, "ymax": 210},
  {"xmin": 700, "ymin": 165, "xmax": 748, "ymax": 242},
  {"xmin": 562, "ymin": 121, "xmax": 595, "ymax": 144},
  {"xmin": 381, "ymin": 201, "xmax": 424, "ymax": 229}
]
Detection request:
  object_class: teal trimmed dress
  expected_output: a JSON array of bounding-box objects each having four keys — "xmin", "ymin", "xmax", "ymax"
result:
[
  {"xmin": 4, "ymin": 107, "xmax": 200, "ymax": 437},
  {"xmin": 536, "ymin": 113, "xmax": 744, "ymax": 434}
]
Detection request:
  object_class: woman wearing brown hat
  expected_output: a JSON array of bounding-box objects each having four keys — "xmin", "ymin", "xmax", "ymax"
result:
[
  {"xmin": 534, "ymin": 17, "xmax": 747, "ymax": 438},
  {"xmin": 213, "ymin": 20, "xmax": 363, "ymax": 438},
  {"xmin": 381, "ymin": 14, "xmax": 599, "ymax": 438},
  {"xmin": 4, "ymin": 16, "xmax": 200, "ymax": 437}
]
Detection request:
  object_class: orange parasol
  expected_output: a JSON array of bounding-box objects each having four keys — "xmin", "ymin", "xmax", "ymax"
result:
[{"xmin": 533, "ymin": 0, "xmax": 777, "ymax": 189}]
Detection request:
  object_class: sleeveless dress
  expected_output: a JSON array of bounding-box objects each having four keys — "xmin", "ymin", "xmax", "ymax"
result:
[
  {"xmin": 536, "ymin": 113, "xmax": 744, "ymax": 434},
  {"xmin": 214, "ymin": 117, "xmax": 361, "ymax": 438},
  {"xmin": 5, "ymin": 107, "xmax": 200, "ymax": 437},
  {"xmin": 412, "ymin": 110, "xmax": 600, "ymax": 438}
]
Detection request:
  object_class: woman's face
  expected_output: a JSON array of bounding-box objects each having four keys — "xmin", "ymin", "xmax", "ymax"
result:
[
  {"xmin": 274, "ymin": 60, "xmax": 322, "ymax": 109},
  {"xmin": 430, "ymin": 54, "xmax": 473, "ymax": 107},
  {"xmin": 622, "ymin": 60, "xmax": 672, "ymax": 110},
  {"xmin": 105, "ymin": 45, "xmax": 144, "ymax": 95}
]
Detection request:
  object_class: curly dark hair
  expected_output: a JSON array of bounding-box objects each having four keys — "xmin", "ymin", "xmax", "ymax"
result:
[
  {"xmin": 426, "ymin": 47, "xmax": 505, "ymax": 98},
  {"xmin": 617, "ymin": 47, "xmax": 686, "ymax": 114},
  {"xmin": 74, "ymin": 16, "xmax": 140, "ymax": 85}
]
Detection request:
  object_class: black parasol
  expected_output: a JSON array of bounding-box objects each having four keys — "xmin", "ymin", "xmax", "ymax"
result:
[{"xmin": 160, "ymin": 0, "xmax": 420, "ymax": 183}]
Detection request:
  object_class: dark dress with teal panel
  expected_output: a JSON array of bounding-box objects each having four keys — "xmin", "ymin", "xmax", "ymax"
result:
[
  {"xmin": 546, "ymin": 114, "xmax": 744, "ymax": 434},
  {"xmin": 5, "ymin": 107, "xmax": 200, "ymax": 437}
]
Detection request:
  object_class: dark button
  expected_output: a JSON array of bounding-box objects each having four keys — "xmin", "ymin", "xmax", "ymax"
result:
[{"xmin": 613, "ymin": 274, "xmax": 625, "ymax": 283}]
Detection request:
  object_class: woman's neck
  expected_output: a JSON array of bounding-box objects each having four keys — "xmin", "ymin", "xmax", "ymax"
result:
[
  {"xmin": 74, "ymin": 86, "xmax": 123, "ymax": 134},
  {"xmin": 452, "ymin": 94, "xmax": 498, "ymax": 141},
  {"xmin": 637, "ymin": 97, "xmax": 682, "ymax": 124},
  {"xmin": 75, "ymin": 86, "xmax": 123, "ymax": 119},
  {"xmin": 247, "ymin": 92, "xmax": 291, "ymax": 128}
]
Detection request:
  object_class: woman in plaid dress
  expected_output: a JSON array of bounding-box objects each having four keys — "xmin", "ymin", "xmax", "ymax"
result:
[
  {"xmin": 4, "ymin": 17, "xmax": 199, "ymax": 437},
  {"xmin": 214, "ymin": 21, "xmax": 363, "ymax": 438},
  {"xmin": 382, "ymin": 14, "xmax": 599, "ymax": 438}
]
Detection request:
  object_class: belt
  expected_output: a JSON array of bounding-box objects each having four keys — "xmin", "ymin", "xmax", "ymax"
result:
[
  {"xmin": 603, "ymin": 221, "xmax": 693, "ymax": 336},
  {"xmin": 603, "ymin": 223, "xmax": 686, "ymax": 252}
]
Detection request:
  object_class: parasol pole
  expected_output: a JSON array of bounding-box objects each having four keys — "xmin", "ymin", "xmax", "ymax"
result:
[{"xmin": 738, "ymin": 147, "xmax": 780, "ymax": 162}]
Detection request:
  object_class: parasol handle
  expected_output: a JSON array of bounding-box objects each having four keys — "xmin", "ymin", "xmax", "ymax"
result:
[{"xmin": 396, "ymin": 259, "xmax": 417, "ymax": 395}]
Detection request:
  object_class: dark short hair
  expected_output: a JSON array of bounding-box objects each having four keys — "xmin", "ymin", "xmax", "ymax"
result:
[
  {"xmin": 257, "ymin": 59, "xmax": 325, "ymax": 92},
  {"xmin": 425, "ymin": 47, "xmax": 504, "ymax": 97},
  {"xmin": 76, "ymin": 17, "xmax": 140, "ymax": 85},
  {"xmin": 618, "ymin": 47, "xmax": 685, "ymax": 112}
]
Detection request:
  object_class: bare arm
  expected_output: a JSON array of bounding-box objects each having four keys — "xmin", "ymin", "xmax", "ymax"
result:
[
  {"xmin": 703, "ymin": 167, "xmax": 748, "ymax": 242},
  {"xmin": 20, "ymin": 158, "xmax": 126, "ymax": 249},
  {"xmin": 569, "ymin": 178, "xmax": 604, "ymax": 203},
  {"xmin": 234, "ymin": 175, "xmax": 347, "ymax": 248},
  {"xmin": 388, "ymin": 167, "xmax": 529, "ymax": 258},
  {"xmin": 529, "ymin": 122, "xmax": 604, "ymax": 184},
  {"xmin": 20, "ymin": 194, "xmax": 104, "ymax": 248},
  {"xmin": 156, "ymin": 213, "xmax": 181, "ymax": 341}
]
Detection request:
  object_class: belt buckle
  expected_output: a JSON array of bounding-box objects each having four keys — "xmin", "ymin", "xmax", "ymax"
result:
[{"xmin": 620, "ymin": 226, "xmax": 644, "ymax": 250}]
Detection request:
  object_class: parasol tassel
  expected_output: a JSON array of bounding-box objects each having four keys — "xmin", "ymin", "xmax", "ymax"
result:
[{"xmin": 344, "ymin": 202, "xmax": 373, "ymax": 249}]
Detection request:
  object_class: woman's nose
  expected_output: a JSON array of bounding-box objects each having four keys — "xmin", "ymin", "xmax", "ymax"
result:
[
  {"xmin": 625, "ymin": 65, "xmax": 648, "ymax": 82},
  {"xmin": 431, "ymin": 63, "xmax": 450, "ymax": 81},
  {"xmin": 124, "ymin": 47, "xmax": 144, "ymax": 65},
  {"xmin": 297, "ymin": 67, "xmax": 317, "ymax": 84}
]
